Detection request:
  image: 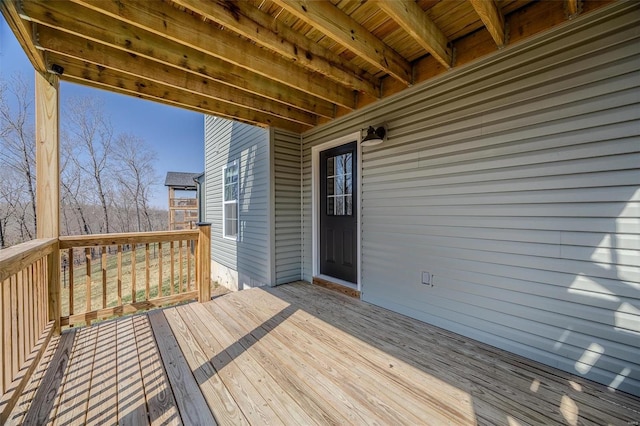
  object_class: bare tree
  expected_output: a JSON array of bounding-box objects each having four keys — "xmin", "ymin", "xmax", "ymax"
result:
[
  {"xmin": 65, "ymin": 97, "xmax": 114, "ymax": 233},
  {"xmin": 0, "ymin": 76, "xmax": 36, "ymax": 238},
  {"xmin": 113, "ymin": 133, "xmax": 158, "ymax": 232},
  {"xmin": 60, "ymin": 136, "xmax": 92, "ymax": 235}
]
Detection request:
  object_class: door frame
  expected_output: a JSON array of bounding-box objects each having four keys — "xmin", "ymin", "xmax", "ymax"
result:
[{"xmin": 311, "ymin": 131, "xmax": 362, "ymax": 291}]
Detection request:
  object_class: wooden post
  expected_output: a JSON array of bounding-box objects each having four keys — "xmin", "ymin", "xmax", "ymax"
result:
[
  {"xmin": 35, "ymin": 71, "xmax": 60, "ymax": 334},
  {"xmin": 197, "ymin": 223, "xmax": 211, "ymax": 303}
]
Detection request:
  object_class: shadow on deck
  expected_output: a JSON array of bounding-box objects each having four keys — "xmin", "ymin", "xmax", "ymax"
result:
[{"xmin": 8, "ymin": 282, "xmax": 640, "ymax": 425}]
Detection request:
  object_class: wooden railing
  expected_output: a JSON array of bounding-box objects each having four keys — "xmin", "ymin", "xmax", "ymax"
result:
[
  {"xmin": 0, "ymin": 225, "xmax": 211, "ymax": 420},
  {"xmin": 58, "ymin": 228, "xmax": 209, "ymax": 327},
  {"xmin": 0, "ymin": 238, "xmax": 58, "ymax": 423},
  {"xmin": 169, "ymin": 197, "xmax": 198, "ymax": 208}
]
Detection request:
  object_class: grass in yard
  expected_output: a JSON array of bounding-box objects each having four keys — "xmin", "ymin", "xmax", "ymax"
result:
[{"xmin": 60, "ymin": 241, "xmax": 197, "ymax": 325}]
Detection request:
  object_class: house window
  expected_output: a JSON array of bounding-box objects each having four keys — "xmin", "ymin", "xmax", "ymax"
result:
[
  {"xmin": 326, "ymin": 152, "xmax": 353, "ymax": 216},
  {"xmin": 223, "ymin": 160, "xmax": 239, "ymax": 239}
]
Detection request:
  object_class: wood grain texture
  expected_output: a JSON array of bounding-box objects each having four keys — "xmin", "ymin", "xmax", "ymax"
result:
[
  {"xmin": 9, "ymin": 283, "xmax": 640, "ymax": 423},
  {"xmin": 197, "ymin": 224, "xmax": 211, "ymax": 303},
  {"xmin": 60, "ymin": 291, "xmax": 198, "ymax": 326},
  {"xmin": 171, "ymin": 0, "xmax": 379, "ymax": 96},
  {"xmin": 85, "ymin": 321, "xmax": 118, "ymax": 424},
  {"xmin": 52, "ymin": 326, "xmax": 97, "ymax": 425},
  {"xmin": 469, "ymin": 0, "xmax": 506, "ymax": 46},
  {"xmin": 378, "ymin": 0, "xmax": 453, "ymax": 68},
  {"xmin": 0, "ymin": 238, "xmax": 57, "ymax": 283},
  {"xmin": 163, "ymin": 307, "xmax": 247, "ymax": 425},
  {"xmin": 272, "ymin": 0, "xmax": 411, "ymax": 84},
  {"xmin": 64, "ymin": 0, "xmax": 356, "ymax": 108},
  {"xmin": 116, "ymin": 317, "xmax": 149, "ymax": 425},
  {"xmin": 35, "ymin": 71, "xmax": 60, "ymax": 239},
  {"xmin": 22, "ymin": 329, "xmax": 75, "ymax": 426},
  {"xmin": 59, "ymin": 230, "xmax": 198, "ymax": 249},
  {"xmin": 132, "ymin": 315, "xmax": 180, "ymax": 426},
  {"xmin": 148, "ymin": 310, "xmax": 216, "ymax": 426}
]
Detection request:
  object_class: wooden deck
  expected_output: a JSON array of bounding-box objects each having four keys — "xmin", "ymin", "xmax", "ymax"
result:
[{"xmin": 7, "ymin": 282, "xmax": 640, "ymax": 425}]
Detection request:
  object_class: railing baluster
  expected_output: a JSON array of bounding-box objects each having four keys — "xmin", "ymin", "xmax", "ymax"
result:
[
  {"xmin": 25, "ymin": 268, "xmax": 33, "ymax": 356},
  {"xmin": 102, "ymin": 246, "xmax": 107, "ymax": 309},
  {"xmin": 158, "ymin": 242, "xmax": 163, "ymax": 298},
  {"xmin": 68, "ymin": 248, "xmax": 74, "ymax": 320},
  {"xmin": 145, "ymin": 243, "xmax": 150, "ymax": 300},
  {"xmin": 131, "ymin": 244, "xmax": 137, "ymax": 303},
  {"xmin": 10, "ymin": 275, "xmax": 18, "ymax": 378},
  {"xmin": 178, "ymin": 240, "xmax": 184, "ymax": 293},
  {"xmin": 187, "ymin": 241, "xmax": 192, "ymax": 291},
  {"xmin": 170, "ymin": 241, "xmax": 175, "ymax": 295},
  {"xmin": 17, "ymin": 271, "xmax": 24, "ymax": 367},
  {"xmin": 3, "ymin": 278, "xmax": 10, "ymax": 390},
  {"xmin": 85, "ymin": 248, "xmax": 92, "ymax": 327},
  {"xmin": 117, "ymin": 245, "xmax": 123, "ymax": 306},
  {"xmin": 1, "ymin": 278, "xmax": 5, "ymax": 393}
]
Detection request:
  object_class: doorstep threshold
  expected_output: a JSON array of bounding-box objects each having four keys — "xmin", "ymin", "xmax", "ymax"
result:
[{"xmin": 312, "ymin": 275, "xmax": 360, "ymax": 298}]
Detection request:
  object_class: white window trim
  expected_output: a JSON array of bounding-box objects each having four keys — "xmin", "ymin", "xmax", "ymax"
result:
[{"xmin": 222, "ymin": 160, "xmax": 239, "ymax": 241}]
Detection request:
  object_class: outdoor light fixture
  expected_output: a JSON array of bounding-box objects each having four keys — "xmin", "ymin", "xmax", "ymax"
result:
[
  {"xmin": 49, "ymin": 63, "xmax": 64, "ymax": 76},
  {"xmin": 361, "ymin": 125, "xmax": 386, "ymax": 146}
]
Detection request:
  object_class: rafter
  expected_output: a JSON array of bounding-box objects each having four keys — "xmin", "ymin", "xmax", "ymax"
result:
[
  {"xmin": 566, "ymin": 0, "xmax": 581, "ymax": 17},
  {"xmin": 271, "ymin": 0, "xmax": 412, "ymax": 86},
  {"xmin": 469, "ymin": 0, "xmax": 506, "ymax": 47},
  {"xmin": 63, "ymin": 0, "xmax": 355, "ymax": 109},
  {"xmin": 35, "ymin": 26, "xmax": 317, "ymax": 127},
  {"xmin": 377, "ymin": 0, "xmax": 453, "ymax": 69},
  {"xmin": 172, "ymin": 0, "xmax": 379, "ymax": 97},
  {"xmin": 19, "ymin": 0, "xmax": 336, "ymax": 119},
  {"xmin": 0, "ymin": 1, "xmax": 45, "ymax": 72},
  {"xmin": 46, "ymin": 53, "xmax": 310, "ymax": 132}
]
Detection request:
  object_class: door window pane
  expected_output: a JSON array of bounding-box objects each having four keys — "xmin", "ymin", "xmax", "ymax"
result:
[{"xmin": 326, "ymin": 152, "xmax": 353, "ymax": 216}]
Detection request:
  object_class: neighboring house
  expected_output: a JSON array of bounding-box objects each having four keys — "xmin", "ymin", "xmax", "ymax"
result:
[{"xmin": 203, "ymin": 6, "xmax": 639, "ymax": 396}]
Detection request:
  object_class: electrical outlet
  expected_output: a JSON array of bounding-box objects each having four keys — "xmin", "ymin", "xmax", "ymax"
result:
[{"xmin": 421, "ymin": 271, "xmax": 431, "ymax": 285}]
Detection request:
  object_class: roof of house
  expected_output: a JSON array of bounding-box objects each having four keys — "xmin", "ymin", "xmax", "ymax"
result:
[{"xmin": 164, "ymin": 171, "xmax": 202, "ymax": 189}]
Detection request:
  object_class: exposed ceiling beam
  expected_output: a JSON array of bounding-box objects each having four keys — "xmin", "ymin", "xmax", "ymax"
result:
[
  {"xmin": 47, "ymin": 53, "xmax": 310, "ymax": 132},
  {"xmin": 377, "ymin": 0, "xmax": 453, "ymax": 69},
  {"xmin": 172, "ymin": 0, "xmax": 380, "ymax": 97},
  {"xmin": 19, "ymin": 0, "xmax": 336, "ymax": 119},
  {"xmin": 271, "ymin": 0, "xmax": 412, "ymax": 85},
  {"xmin": 468, "ymin": 0, "xmax": 506, "ymax": 47},
  {"xmin": 35, "ymin": 26, "xmax": 317, "ymax": 127},
  {"xmin": 566, "ymin": 0, "xmax": 580, "ymax": 17},
  {"xmin": 0, "ymin": 1, "xmax": 46, "ymax": 73},
  {"xmin": 64, "ymin": 0, "xmax": 356, "ymax": 109}
]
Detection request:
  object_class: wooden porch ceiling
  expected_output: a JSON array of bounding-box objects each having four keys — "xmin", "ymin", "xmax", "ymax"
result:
[{"xmin": 2, "ymin": 0, "xmax": 609, "ymax": 132}]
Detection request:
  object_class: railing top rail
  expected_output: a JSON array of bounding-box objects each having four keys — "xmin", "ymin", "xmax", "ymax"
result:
[
  {"xmin": 59, "ymin": 229, "xmax": 199, "ymax": 249},
  {"xmin": 0, "ymin": 238, "xmax": 58, "ymax": 282}
]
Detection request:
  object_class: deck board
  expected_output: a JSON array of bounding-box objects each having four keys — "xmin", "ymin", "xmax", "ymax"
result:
[
  {"xmin": 116, "ymin": 316, "xmax": 149, "ymax": 426},
  {"xmin": 147, "ymin": 309, "xmax": 216, "ymax": 426},
  {"xmin": 22, "ymin": 329, "xmax": 75, "ymax": 426},
  {"xmin": 132, "ymin": 314, "xmax": 181, "ymax": 426},
  {"xmin": 163, "ymin": 306, "xmax": 247, "ymax": 425},
  {"xmin": 6, "ymin": 334, "xmax": 61, "ymax": 425},
  {"xmin": 9, "ymin": 281, "xmax": 640, "ymax": 425},
  {"xmin": 216, "ymin": 291, "xmax": 444, "ymax": 425},
  {"xmin": 85, "ymin": 320, "xmax": 119, "ymax": 424},
  {"xmin": 52, "ymin": 325, "xmax": 98, "ymax": 425},
  {"xmin": 185, "ymin": 303, "xmax": 316, "ymax": 425}
]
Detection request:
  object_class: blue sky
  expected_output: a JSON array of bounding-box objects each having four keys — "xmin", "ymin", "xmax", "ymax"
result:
[{"xmin": 0, "ymin": 20, "xmax": 204, "ymax": 208}]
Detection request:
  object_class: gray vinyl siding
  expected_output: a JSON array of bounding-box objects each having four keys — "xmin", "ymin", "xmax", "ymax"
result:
[
  {"xmin": 300, "ymin": 3, "xmax": 640, "ymax": 396},
  {"xmin": 272, "ymin": 129, "xmax": 303, "ymax": 284},
  {"xmin": 204, "ymin": 115, "xmax": 270, "ymax": 284}
]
